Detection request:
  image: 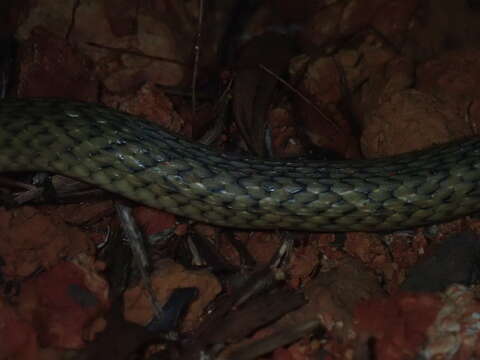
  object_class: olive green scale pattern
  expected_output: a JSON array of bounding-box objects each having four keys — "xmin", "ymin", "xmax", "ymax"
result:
[{"xmin": 1, "ymin": 98, "xmax": 480, "ymax": 231}]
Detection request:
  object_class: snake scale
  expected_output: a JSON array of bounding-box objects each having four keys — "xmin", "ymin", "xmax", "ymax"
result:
[{"xmin": 1, "ymin": 97, "xmax": 480, "ymax": 232}]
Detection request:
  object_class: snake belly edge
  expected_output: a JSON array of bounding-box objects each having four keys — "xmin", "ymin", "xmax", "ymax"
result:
[{"xmin": 1, "ymin": 97, "xmax": 480, "ymax": 232}]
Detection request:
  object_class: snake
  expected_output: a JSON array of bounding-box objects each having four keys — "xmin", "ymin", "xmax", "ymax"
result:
[{"xmin": 0, "ymin": 97, "xmax": 479, "ymax": 232}]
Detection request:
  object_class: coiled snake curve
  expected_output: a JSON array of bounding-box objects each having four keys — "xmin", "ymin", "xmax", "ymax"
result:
[{"xmin": 1, "ymin": 97, "xmax": 479, "ymax": 232}]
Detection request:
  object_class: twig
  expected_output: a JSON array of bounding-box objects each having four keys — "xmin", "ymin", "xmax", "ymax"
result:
[
  {"xmin": 115, "ymin": 203, "xmax": 163, "ymax": 319},
  {"xmin": 198, "ymin": 76, "xmax": 233, "ymax": 145},
  {"xmin": 259, "ymin": 63, "xmax": 341, "ymax": 132},
  {"xmin": 192, "ymin": 0, "xmax": 206, "ymax": 116},
  {"xmin": 224, "ymin": 319, "xmax": 324, "ymax": 360},
  {"xmin": 65, "ymin": 0, "xmax": 81, "ymax": 42},
  {"xmin": 87, "ymin": 42, "xmax": 187, "ymax": 66}
]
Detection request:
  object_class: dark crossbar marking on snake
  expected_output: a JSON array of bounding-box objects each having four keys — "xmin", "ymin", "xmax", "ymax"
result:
[{"xmin": 1, "ymin": 97, "xmax": 480, "ymax": 232}]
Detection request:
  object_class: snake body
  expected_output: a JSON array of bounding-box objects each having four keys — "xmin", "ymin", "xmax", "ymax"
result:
[{"xmin": 1, "ymin": 98, "xmax": 480, "ymax": 231}]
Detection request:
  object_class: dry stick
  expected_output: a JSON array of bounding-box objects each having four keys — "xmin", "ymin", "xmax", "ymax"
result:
[
  {"xmin": 258, "ymin": 63, "xmax": 341, "ymax": 132},
  {"xmin": 198, "ymin": 76, "xmax": 234, "ymax": 146},
  {"xmin": 191, "ymin": 0, "xmax": 205, "ymax": 116},
  {"xmin": 115, "ymin": 203, "xmax": 164, "ymax": 320},
  {"xmin": 225, "ymin": 319, "xmax": 323, "ymax": 360},
  {"xmin": 87, "ymin": 42, "xmax": 187, "ymax": 66},
  {"xmin": 65, "ymin": 0, "xmax": 81, "ymax": 42}
]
